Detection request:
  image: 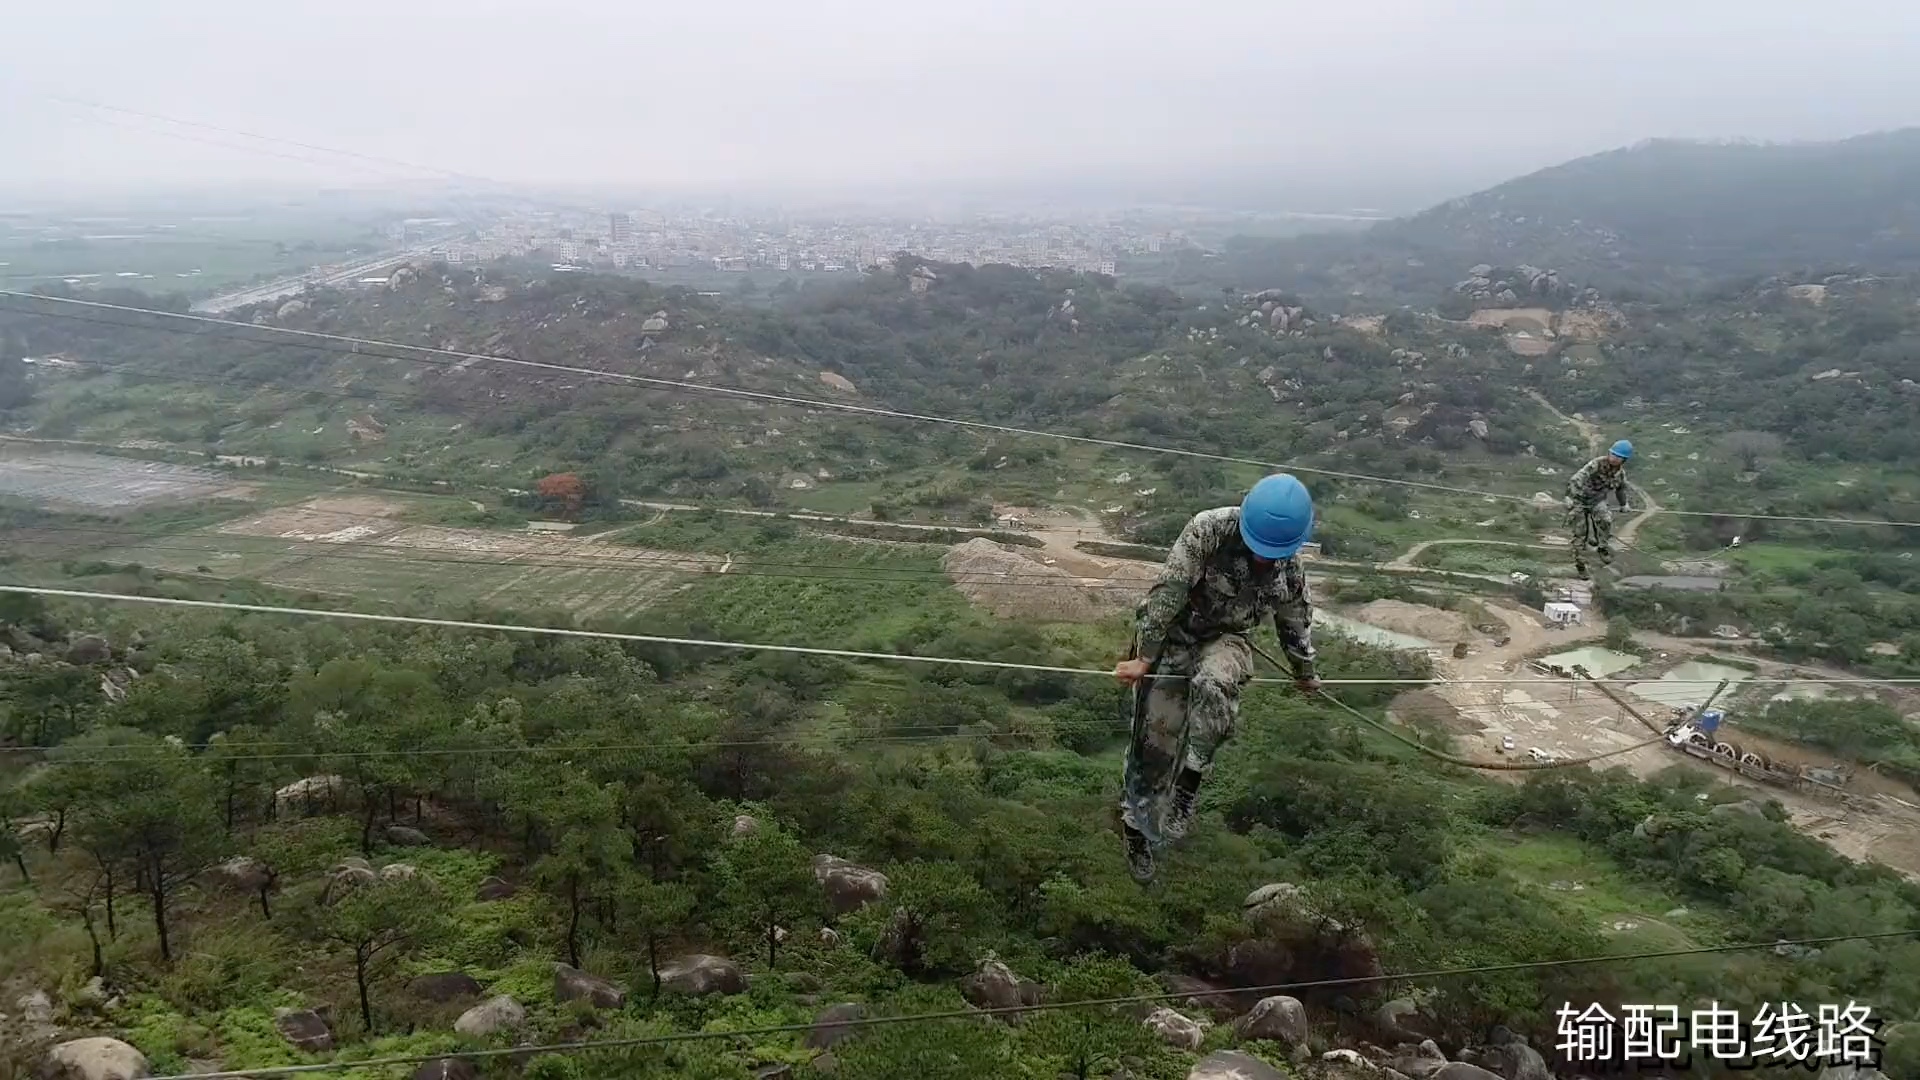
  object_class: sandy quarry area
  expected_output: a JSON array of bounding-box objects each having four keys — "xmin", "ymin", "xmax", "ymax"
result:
[
  {"xmin": 217, "ymin": 496, "xmax": 724, "ymax": 569},
  {"xmin": 1410, "ymin": 597, "xmax": 1920, "ymax": 882},
  {"xmin": 1352, "ymin": 599, "xmax": 1474, "ymax": 643}
]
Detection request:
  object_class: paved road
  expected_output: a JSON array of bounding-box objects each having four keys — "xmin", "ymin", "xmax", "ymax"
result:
[{"xmin": 189, "ymin": 246, "xmax": 436, "ymax": 315}]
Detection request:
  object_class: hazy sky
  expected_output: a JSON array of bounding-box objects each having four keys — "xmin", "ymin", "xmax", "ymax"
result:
[{"xmin": 5, "ymin": 0, "xmax": 1917, "ymax": 210}]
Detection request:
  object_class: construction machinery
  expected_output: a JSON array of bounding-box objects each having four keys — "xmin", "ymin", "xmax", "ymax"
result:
[{"xmin": 1664, "ymin": 710, "xmax": 1855, "ymax": 803}]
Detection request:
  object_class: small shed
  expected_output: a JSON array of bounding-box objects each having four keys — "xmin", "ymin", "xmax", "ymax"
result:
[{"xmin": 1544, "ymin": 601, "xmax": 1582, "ymax": 626}]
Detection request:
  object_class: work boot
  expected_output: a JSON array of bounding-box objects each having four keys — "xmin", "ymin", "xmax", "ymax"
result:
[
  {"xmin": 1163, "ymin": 769, "xmax": 1204, "ymax": 842},
  {"xmin": 1123, "ymin": 824, "xmax": 1156, "ymax": 885},
  {"xmin": 1574, "ymin": 558, "xmax": 1590, "ymax": 581},
  {"xmin": 1597, "ymin": 545, "xmax": 1613, "ymax": 563}
]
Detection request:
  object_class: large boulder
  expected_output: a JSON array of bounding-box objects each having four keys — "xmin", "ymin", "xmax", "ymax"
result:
[
  {"xmin": 1461, "ymin": 1039, "xmax": 1550, "ymax": 1080},
  {"xmin": 385, "ymin": 825, "xmax": 431, "ymax": 847},
  {"xmin": 1189, "ymin": 1050, "xmax": 1287, "ymax": 1080},
  {"xmin": 730, "ymin": 814, "xmax": 760, "ymax": 838},
  {"xmin": 1190, "ymin": 884, "xmax": 1385, "ymax": 1011},
  {"xmin": 1235, "ymin": 995, "xmax": 1309, "ymax": 1054},
  {"xmin": 1434, "ymin": 1066, "xmax": 1502, "ymax": 1080},
  {"xmin": 1391, "ymin": 1040, "xmax": 1450, "ymax": 1080},
  {"xmin": 379, "ymin": 862, "xmax": 421, "ymax": 882},
  {"xmin": 813, "ymin": 854, "xmax": 888, "ymax": 915},
  {"xmin": 553, "ymin": 964, "xmax": 626, "ymax": 1009},
  {"xmin": 408, "ymin": 972, "xmax": 483, "ymax": 1003},
  {"xmin": 18, "ymin": 989, "xmax": 56, "ymax": 1027},
  {"xmin": 413, "ymin": 1059, "xmax": 477, "ymax": 1080},
  {"xmin": 39, "ymin": 1038, "xmax": 150, "ymax": 1080},
  {"xmin": 210, "ymin": 855, "xmax": 273, "ymax": 894},
  {"xmin": 658, "ymin": 954, "xmax": 745, "ymax": 997},
  {"xmin": 804, "ymin": 1004, "xmax": 868, "ymax": 1050},
  {"xmin": 475, "ymin": 876, "xmax": 516, "ymax": 901},
  {"xmin": 454, "ymin": 995, "xmax": 526, "ymax": 1038},
  {"xmin": 276, "ymin": 775, "xmax": 351, "ymax": 815},
  {"xmin": 1159, "ymin": 973, "xmax": 1240, "ymax": 1019},
  {"xmin": 322, "ymin": 864, "xmax": 377, "ymax": 905},
  {"xmin": 1375, "ymin": 997, "xmax": 1442, "ymax": 1044},
  {"xmin": 65, "ymin": 635, "xmax": 111, "ymax": 665},
  {"xmin": 274, "ymin": 1007, "xmax": 334, "ymax": 1053},
  {"xmin": 958, "ymin": 958, "xmax": 1042, "ymax": 1022},
  {"xmin": 1145, "ymin": 1006, "xmax": 1207, "ymax": 1050}
]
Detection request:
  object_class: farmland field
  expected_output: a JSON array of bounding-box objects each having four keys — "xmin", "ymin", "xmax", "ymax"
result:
[{"xmin": 93, "ymin": 495, "xmax": 723, "ymax": 618}]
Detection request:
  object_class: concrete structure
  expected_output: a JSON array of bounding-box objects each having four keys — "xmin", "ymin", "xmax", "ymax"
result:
[{"xmin": 1544, "ymin": 601, "xmax": 1582, "ymax": 626}]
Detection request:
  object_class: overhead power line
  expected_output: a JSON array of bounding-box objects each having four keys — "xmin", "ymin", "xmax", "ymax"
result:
[
  {"xmin": 4, "ymin": 690, "xmax": 1670, "ymax": 765},
  {"xmin": 4, "ymin": 584, "xmax": 1916, "ymax": 688},
  {"xmin": 150, "ymin": 929, "xmax": 1920, "ymax": 1080},
  {"xmin": 7, "ymin": 291, "xmax": 1918, "ymax": 530},
  {"xmin": 7, "ymin": 522, "xmax": 1144, "ymax": 591}
]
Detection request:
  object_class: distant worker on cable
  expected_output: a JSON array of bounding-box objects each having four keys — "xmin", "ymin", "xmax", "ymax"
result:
[
  {"xmin": 1566, "ymin": 439, "xmax": 1634, "ymax": 579},
  {"xmin": 1113, "ymin": 474, "xmax": 1320, "ymax": 884}
]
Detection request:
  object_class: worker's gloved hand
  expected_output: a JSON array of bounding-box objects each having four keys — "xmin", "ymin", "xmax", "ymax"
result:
[
  {"xmin": 1114, "ymin": 658, "xmax": 1152, "ymax": 686},
  {"xmin": 1294, "ymin": 674, "xmax": 1322, "ymax": 694}
]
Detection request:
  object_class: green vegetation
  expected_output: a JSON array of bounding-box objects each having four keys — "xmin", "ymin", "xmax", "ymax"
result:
[
  {"xmin": 0, "ymin": 203, "xmax": 390, "ymax": 296},
  {"xmin": 4, "ymin": 156, "xmax": 1920, "ymax": 1076},
  {"xmin": 1743, "ymin": 697, "xmax": 1920, "ymax": 784},
  {"xmin": 3, "ymin": 552, "xmax": 1917, "ymax": 1077},
  {"xmin": 1152, "ymin": 129, "xmax": 1920, "ymax": 306}
]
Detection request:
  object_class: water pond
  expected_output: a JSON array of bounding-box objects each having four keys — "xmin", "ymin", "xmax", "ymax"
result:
[
  {"xmin": 1628, "ymin": 661, "xmax": 1753, "ymax": 708},
  {"xmin": 1318, "ymin": 612, "xmax": 1433, "ymax": 651},
  {"xmin": 1537, "ymin": 647, "xmax": 1642, "ymax": 678}
]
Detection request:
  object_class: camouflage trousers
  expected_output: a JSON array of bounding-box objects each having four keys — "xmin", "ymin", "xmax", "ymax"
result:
[
  {"xmin": 1565, "ymin": 499, "xmax": 1615, "ymax": 554},
  {"xmin": 1119, "ymin": 634, "xmax": 1254, "ymax": 845}
]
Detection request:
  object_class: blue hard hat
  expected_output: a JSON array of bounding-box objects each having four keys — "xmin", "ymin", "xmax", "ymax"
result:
[
  {"xmin": 1240, "ymin": 474, "xmax": 1314, "ymax": 559},
  {"xmin": 1610, "ymin": 439, "xmax": 1633, "ymax": 460}
]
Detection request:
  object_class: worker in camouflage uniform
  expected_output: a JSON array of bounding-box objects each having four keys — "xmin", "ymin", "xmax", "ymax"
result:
[
  {"xmin": 1113, "ymin": 474, "xmax": 1320, "ymax": 884},
  {"xmin": 1565, "ymin": 439, "xmax": 1634, "ymax": 579}
]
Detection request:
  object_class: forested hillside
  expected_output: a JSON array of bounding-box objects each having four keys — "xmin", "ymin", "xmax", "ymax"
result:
[
  {"xmin": 1146, "ymin": 129, "xmax": 1920, "ymax": 306},
  {"xmin": 4, "ymin": 232, "xmax": 1920, "ymax": 1077},
  {"xmin": 5, "ymin": 560, "xmax": 1920, "ymax": 1079}
]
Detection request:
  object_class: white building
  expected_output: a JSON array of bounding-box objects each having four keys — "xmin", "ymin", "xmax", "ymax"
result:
[{"xmin": 1544, "ymin": 601, "xmax": 1582, "ymax": 626}]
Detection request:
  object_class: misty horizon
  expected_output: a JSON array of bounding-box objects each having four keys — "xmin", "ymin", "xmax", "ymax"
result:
[{"xmin": 5, "ymin": 0, "xmax": 1920, "ymax": 215}]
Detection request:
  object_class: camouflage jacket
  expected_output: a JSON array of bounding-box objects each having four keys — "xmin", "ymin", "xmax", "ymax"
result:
[
  {"xmin": 1566, "ymin": 455, "xmax": 1629, "ymax": 509},
  {"xmin": 1134, "ymin": 507, "xmax": 1316, "ymax": 678}
]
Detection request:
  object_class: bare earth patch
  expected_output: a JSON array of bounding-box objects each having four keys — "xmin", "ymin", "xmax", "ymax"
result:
[
  {"xmin": 1553, "ymin": 309, "xmax": 1620, "ymax": 340},
  {"xmin": 1504, "ymin": 331, "xmax": 1553, "ymax": 356},
  {"xmin": 1391, "ymin": 688, "xmax": 1480, "ymax": 735},
  {"xmin": 1353, "ymin": 599, "xmax": 1472, "ymax": 643},
  {"xmin": 943, "ymin": 538, "xmax": 1147, "ymax": 622},
  {"xmin": 1468, "ymin": 308, "xmax": 1554, "ymax": 333}
]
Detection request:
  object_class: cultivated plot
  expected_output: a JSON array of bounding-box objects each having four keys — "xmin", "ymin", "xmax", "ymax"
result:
[{"xmin": 99, "ymin": 495, "xmax": 722, "ymax": 618}]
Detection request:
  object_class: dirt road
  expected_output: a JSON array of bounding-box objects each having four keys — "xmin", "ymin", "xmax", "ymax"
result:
[{"xmin": 1385, "ymin": 538, "xmax": 1557, "ymax": 571}]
